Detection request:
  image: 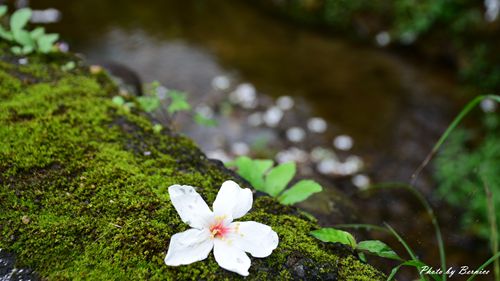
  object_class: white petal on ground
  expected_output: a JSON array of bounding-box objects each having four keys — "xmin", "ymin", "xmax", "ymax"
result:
[
  {"xmin": 307, "ymin": 117, "xmax": 327, "ymax": 133},
  {"xmin": 352, "ymin": 174, "xmax": 370, "ymax": 190},
  {"xmin": 276, "ymin": 96, "xmax": 294, "ymax": 110},
  {"xmin": 263, "ymin": 106, "xmax": 284, "ymax": 127},
  {"xmin": 375, "ymin": 31, "xmax": 391, "ymax": 47},
  {"xmin": 230, "ymin": 221, "xmax": 279, "ymax": 258},
  {"xmin": 247, "ymin": 112, "xmax": 263, "ymax": 127},
  {"xmin": 213, "ymin": 239, "xmax": 251, "ymax": 276},
  {"xmin": 212, "ymin": 75, "xmax": 231, "ymax": 90},
  {"xmin": 480, "ymin": 98, "xmax": 497, "ymax": 113},
  {"xmin": 333, "ymin": 135, "xmax": 353, "ymax": 151},
  {"xmin": 231, "ymin": 142, "xmax": 250, "ymax": 156},
  {"xmin": 168, "ymin": 185, "xmax": 213, "ymax": 229},
  {"xmin": 230, "ymin": 83, "xmax": 257, "ymax": 108},
  {"xmin": 286, "ymin": 127, "xmax": 306, "ymax": 143},
  {"xmin": 213, "ymin": 180, "xmax": 252, "ymax": 219},
  {"xmin": 206, "ymin": 149, "xmax": 232, "ymax": 163},
  {"xmin": 276, "ymin": 147, "xmax": 308, "ymax": 164},
  {"xmin": 165, "ymin": 228, "xmax": 214, "ymax": 266}
]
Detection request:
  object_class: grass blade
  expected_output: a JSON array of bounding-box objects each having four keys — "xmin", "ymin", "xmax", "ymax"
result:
[
  {"xmin": 384, "ymin": 223, "xmax": 428, "ymax": 281},
  {"xmin": 412, "ymin": 95, "xmax": 500, "ymax": 185},
  {"xmin": 466, "ymin": 252, "xmax": 500, "ymax": 281},
  {"xmin": 368, "ymin": 183, "xmax": 447, "ymax": 281},
  {"xmin": 334, "ymin": 223, "xmax": 389, "ymax": 233},
  {"xmin": 481, "ymin": 176, "xmax": 499, "ymax": 281}
]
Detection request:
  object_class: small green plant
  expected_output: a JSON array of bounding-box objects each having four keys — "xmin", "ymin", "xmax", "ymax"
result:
[
  {"xmin": 61, "ymin": 61, "xmax": 76, "ymax": 71},
  {"xmin": 0, "ymin": 6, "xmax": 59, "ymax": 55},
  {"xmin": 226, "ymin": 156, "xmax": 322, "ymax": 205},
  {"xmin": 311, "ymin": 227, "xmax": 402, "ymax": 261},
  {"xmin": 111, "ymin": 81, "xmax": 217, "ymax": 128},
  {"xmin": 166, "ymin": 90, "xmax": 191, "ymax": 114}
]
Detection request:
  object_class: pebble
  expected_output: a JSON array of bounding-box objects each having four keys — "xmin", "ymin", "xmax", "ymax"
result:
[
  {"xmin": 263, "ymin": 106, "xmax": 284, "ymax": 127},
  {"xmin": 195, "ymin": 105, "xmax": 214, "ymax": 119},
  {"xmin": 316, "ymin": 155, "xmax": 363, "ymax": 176},
  {"xmin": 307, "ymin": 117, "xmax": 327, "ymax": 133},
  {"xmin": 247, "ymin": 112, "xmax": 263, "ymax": 127},
  {"xmin": 333, "ymin": 135, "xmax": 353, "ymax": 151},
  {"xmin": 317, "ymin": 158, "xmax": 337, "ymax": 175},
  {"xmin": 229, "ymin": 83, "xmax": 257, "ymax": 109},
  {"xmin": 375, "ymin": 31, "xmax": 391, "ymax": 47},
  {"xmin": 480, "ymin": 98, "xmax": 497, "ymax": 113},
  {"xmin": 231, "ymin": 142, "xmax": 250, "ymax": 156},
  {"xmin": 89, "ymin": 65, "xmax": 103, "ymax": 74},
  {"xmin": 18, "ymin": 58, "xmax": 28, "ymax": 65},
  {"xmin": 286, "ymin": 127, "xmax": 306, "ymax": 143},
  {"xmin": 212, "ymin": 75, "xmax": 231, "ymax": 91},
  {"xmin": 30, "ymin": 8, "xmax": 62, "ymax": 24},
  {"xmin": 206, "ymin": 149, "xmax": 232, "ymax": 163},
  {"xmin": 276, "ymin": 147, "xmax": 308, "ymax": 163},
  {"xmin": 310, "ymin": 147, "xmax": 337, "ymax": 163},
  {"xmin": 341, "ymin": 155, "xmax": 363, "ymax": 175},
  {"xmin": 485, "ymin": 0, "xmax": 500, "ymax": 22},
  {"xmin": 57, "ymin": 41, "xmax": 70, "ymax": 53},
  {"xmin": 21, "ymin": 215, "xmax": 30, "ymax": 224},
  {"xmin": 276, "ymin": 96, "xmax": 294, "ymax": 110},
  {"xmin": 352, "ymin": 174, "xmax": 371, "ymax": 190}
]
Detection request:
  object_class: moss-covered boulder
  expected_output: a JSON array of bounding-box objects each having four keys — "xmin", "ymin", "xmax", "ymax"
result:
[{"xmin": 0, "ymin": 47, "xmax": 384, "ymax": 280}]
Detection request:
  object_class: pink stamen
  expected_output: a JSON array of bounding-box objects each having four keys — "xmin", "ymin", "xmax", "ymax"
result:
[{"xmin": 210, "ymin": 221, "xmax": 230, "ymax": 239}]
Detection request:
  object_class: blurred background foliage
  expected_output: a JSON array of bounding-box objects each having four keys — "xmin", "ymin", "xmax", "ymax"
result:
[
  {"xmin": 255, "ymin": 0, "xmax": 500, "ymax": 94},
  {"xmin": 436, "ymin": 113, "xmax": 500, "ymax": 241}
]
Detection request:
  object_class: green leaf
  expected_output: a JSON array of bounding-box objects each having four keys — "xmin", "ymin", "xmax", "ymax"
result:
[
  {"xmin": 167, "ymin": 90, "xmax": 191, "ymax": 114},
  {"xmin": 232, "ymin": 156, "xmax": 266, "ymax": 191},
  {"xmin": 357, "ymin": 240, "xmax": 402, "ymax": 261},
  {"xmin": 10, "ymin": 8, "xmax": 31, "ymax": 32},
  {"xmin": 37, "ymin": 33, "xmax": 59, "ymax": 53},
  {"xmin": 21, "ymin": 44, "xmax": 33, "ymax": 54},
  {"xmin": 278, "ymin": 179, "xmax": 322, "ymax": 205},
  {"xmin": 30, "ymin": 27, "xmax": 45, "ymax": 40},
  {"xmin": 13, "ymin": 29, "xmax": 34, "ymax": 47},
  {"xmin": 358, "ymin": 252, "xmax": 367, "ymax": 263},
  {"xmin": 193, "ymin": 112, "xmax": 218, "ymax": 127},
  {"xmin": 0, "ymin": 5, "xmax": 7, "ymax": 18},
  {"xmin": 254, "ymin": 159, "xmax": 273, "ymax": 176},
  {"xmin": 61, "ymin": 61, "xmax": 76, "ymax": 71},
  {"xmin": 310, "ymin": 228, "xmax": 357, "ymax": 248},
  {"xmin": 112, "ymin": 96, "xmax": 126, "ymax": 106},
  {"xmin": 10, "ymin": 46, "xmax": 22, "ymax": 55},
  {"xmin": 264, "ymin": 162, "xmax": 296, "ymax": 197},
  {"xmin": 137, "ymin": 96, "xmax": 160, "ymax": 112},
  {"xmin": 0, "ymin": 26, "xmax": 13, "ymax": 41}
]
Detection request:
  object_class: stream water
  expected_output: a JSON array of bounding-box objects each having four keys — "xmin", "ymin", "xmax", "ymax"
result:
[{"xmin": 7, "ymin": 0, "xmax": 489, "ymax": 279}]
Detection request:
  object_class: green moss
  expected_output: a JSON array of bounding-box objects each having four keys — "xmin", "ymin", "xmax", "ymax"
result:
[{"xmin": 0, "ymin": 46, "xmax": 384, "ymax": 280}]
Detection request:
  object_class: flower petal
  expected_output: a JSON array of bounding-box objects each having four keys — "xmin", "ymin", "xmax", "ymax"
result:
[
  {"xmin": 213, "ymin": 238, "xmax": 251, "ymax": 276},
  {"xmin": 165, "ymin": 228, "xmax": 213, "ymax": 266},
  {"xmin": 168, "ymin": 185, "xmax": 213, "ymax": 229},
  {"xmin": 230, "ymin": 221, "xmax": 279, "ymax": 258},
  {"xmin": 213, "ymin": 180, "xmax": 252, "ymax": 219}
]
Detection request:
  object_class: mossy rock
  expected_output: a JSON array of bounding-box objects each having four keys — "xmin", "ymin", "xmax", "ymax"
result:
[{"xmin": 0, "ymin": 46, "xmax": 384, "ymax": 280}]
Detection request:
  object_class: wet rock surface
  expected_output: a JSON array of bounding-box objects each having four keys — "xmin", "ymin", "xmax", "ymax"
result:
[{"xmin": 0, "ymin": 250, "xmax": 38, "ymax": 281}]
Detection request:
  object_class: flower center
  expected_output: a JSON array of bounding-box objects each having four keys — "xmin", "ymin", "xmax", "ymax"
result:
[{"xmin": 209, "ymin": 220, "xmax": 229, "ymax": 239}]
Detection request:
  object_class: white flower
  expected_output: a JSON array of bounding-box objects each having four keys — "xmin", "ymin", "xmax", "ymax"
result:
[{"xmin": 165, "ymin": 180, "xmax": 279, "ymax": 276}]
